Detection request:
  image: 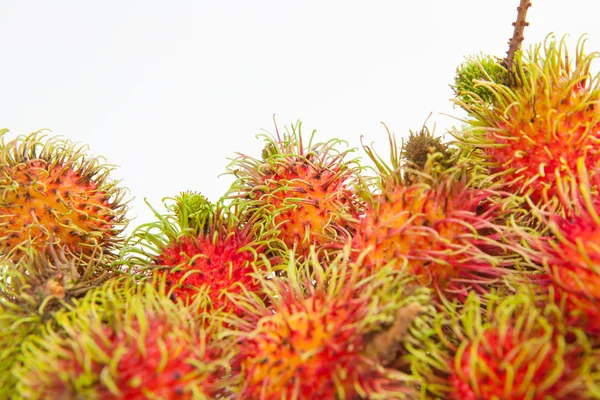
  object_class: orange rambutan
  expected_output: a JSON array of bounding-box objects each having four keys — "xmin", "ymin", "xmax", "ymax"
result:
[
  {"xmin": 13, "ymin": 277, "xmax": 236, "ymax": 399},
  {"xmin": 227, "ymin": 122, "xmax": 364, "ymax": 259},
  {"xmin": 0, "ymin": 129, "xmax": 128, "ymax": 262},
  {"xmin": 224, "ymin": 247, "xmax": 431, "ymax": 399},
  {"xmin": 353, "ymin": 129, "xmax": 514, "ymax": 300},
  {"xmin": 454, "ymin": 36, "xmax": 600, "ymax": 206},
  {"xmin": 123, "ymin": 192, "xmax": 280, "ymax": 314}
]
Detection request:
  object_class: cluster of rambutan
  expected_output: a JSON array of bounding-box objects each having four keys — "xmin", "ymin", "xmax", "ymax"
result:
[{"xmin": 1, "ymin": 34, "xmax": 600, "ymax": 399}]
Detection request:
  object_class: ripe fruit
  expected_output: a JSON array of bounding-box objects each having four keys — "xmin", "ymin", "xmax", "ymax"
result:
[
  {"xmin": 354, "ymin": 130, "xmax": 513, "ymax": 301},
  {"xmin": 123, "ymin": 193, "xmax": 280, "ymax": 314},
  {"xmin": 406, "ymin": 290, "xmax": 595, "ymax": 399},
  {"xmin": 454, "ymin": 36, "xmax": 600, "ymax": 206},
  {"xmin": 13, "ymin": 277, "xmax": 236, "ymax": 400},
  {"xmin": 517, "ymin": 159, "xmax": 600, "ymax": 335},
  {"xmin": 449, "ymin": 292, "xmax": 592, "ymax": 399},
  {"xmin": 0, "ymin": 129, "xmax": 129, "ymax": 262},
  {"xmin": 226, "ymin": 247, "xmax": 430, "ymax": 399},
  {"xmin": 227, "ymin": 122, "xmax": 364, "ymax": 259}
]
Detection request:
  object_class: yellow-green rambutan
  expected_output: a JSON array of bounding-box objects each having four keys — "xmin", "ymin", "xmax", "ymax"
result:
[
  {"xmin": 227, "ymin": 122, "xmax": 364, "ymax": 259},
  {"xmin": 0, "ymin": 245, "xmax": 116, "ymax": 397},
  {"xmin": 224, "ymin": 246, "xmax": 433, "ymax": 399},
  {"xmin": 0, "ymin": 129, "xmax": 129, "ymax": 262},
  {"xmin": 453, "ymin": 36, "xmax": 600, "ymax": 207},
  {"xmin": 12, "ymin": 277, "xmax": 236, "ymax": 400}
]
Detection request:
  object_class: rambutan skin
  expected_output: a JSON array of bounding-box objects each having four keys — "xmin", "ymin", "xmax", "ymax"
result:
[
  {"xmin": 122, "ymin": 195, "xmax": 280, "ymax": 314},
  {"xmin": 0, "ymin": 129, "xmax": 129, "ymax": 262},
  {"xmin": 515, "ymin": 161, "xmax": 600, "ymax": 335},
  {"xmin": 0, "ymin": 246, "xmax": 116, "ymax": 397},
  {"xmin": 454, "ymin": 36, "xmax": 600, "ymax": 205},
  {"xmin": 448, "ymin": 292, "xmax": 592, "ymax": 400},
  {"xmin": 154, "ymin": 232, "xmax": 261, "ymax": 313},
  {"xmin": 352, "ymin": 172, "xmax": 512, "ymax": 301},
  {"xmin": 225, "ymin": 248, "xmax": 427, "ymax": 399},
  {"xmin": 227, "ymin": 122, "xmax": 364, "ymax": 259},
  {"xmin": 406, "ymin": 291, "xmax": 595, "ymax": 399},
  {"xmin": 12, "ymin": 278, "xmax": 236, "ymax": 400}
]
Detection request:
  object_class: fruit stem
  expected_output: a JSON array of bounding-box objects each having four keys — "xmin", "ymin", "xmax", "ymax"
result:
[{"xmin": 504, "ymin": 0, "xmax": 532, "ymax": 75}]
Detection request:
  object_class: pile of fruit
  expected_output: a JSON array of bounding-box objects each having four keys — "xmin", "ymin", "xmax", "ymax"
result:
[{"xmin": 1, "ymin": 35, "xmax": 600, "ymax": 399}]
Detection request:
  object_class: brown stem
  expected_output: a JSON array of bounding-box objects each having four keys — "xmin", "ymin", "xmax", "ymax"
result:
[{"xmin": 505, "ymin": 0, "xmax": 532, "ymax": 75}]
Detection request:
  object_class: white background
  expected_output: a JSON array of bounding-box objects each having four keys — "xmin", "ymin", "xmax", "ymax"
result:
[{"xmin": 1, "ymin": 1, "xmax": 599, "ymax": 230}]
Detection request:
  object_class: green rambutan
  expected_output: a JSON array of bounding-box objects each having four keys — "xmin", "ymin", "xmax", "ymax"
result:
[
  {"xmin": 453, "ymin": 53, "xmax": 508, "ymax": 107},
  {"xmin": 227, "ymin": 122, "xmax": 364, "ymax": 259},
  {"xmin": 355, "ymin": 130, "xmax": 514, "ymax": 301},
  {"xmin": 453, "ymin": 36, "xmax": 600, "ymax": 206},
  {"xmin": 123, "ymin": 193, "xmax": 280, "ymax": 314},
  {"xmin": 0, "ymin": 129, "xmax": 129, "ymax": 262},
  {"xmin": 0, "ymin": 245, "xmax": 115, "ymax": 396},
  {"xmin": 12, "ymin": 277, "xmax": 236, "ymax": 400},
  {"xmin": 224, "ymin": 246, "xmax": 432, "ymax": 399}
]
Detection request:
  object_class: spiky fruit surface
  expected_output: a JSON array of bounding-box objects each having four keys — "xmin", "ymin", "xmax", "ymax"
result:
[
  {"xmin": 13, "ymin": 277, "xmax": 236, "ymax": 400},
  {"xmin": 449, "ymin": 292, "xmax": 592, "ymax": 399},
  {"xmin": 517, "ymin": 161, "xmax": 600, "ymax": 335},
  {"xmin": 0, "ymin": 129, "xmax": 128, "ymax": 261},
  {"xmin": 0, "ymin": 246, "xmax": 114, "ymax": 397},
  {"xmin": 123, "ymin": 194, "xmax": 279, "ymax": 314},
  {"xmin": 455, "ymin": 36, "xmax": 600, "ymax": 205},
  {"xmin": 406, "ymin": 291, "xmax": 595, "ymax": 399},
  {"xmin": 453, "ymin": 54, "xmax": 507, "ymax": 106},
  {"xmin": 227, "ymin": 122, "xmax": 363, "ymax": 258},
  {"xmin": 401, "ymin": 126, "xmax": 454, "ymax": 171},
  {"xmin": 356, "ymin": 133, "xmax": 511, "ymax": 300},
  {"xmin": 226, "ymin": 248, "xmax": 429, "ymax": 399}
]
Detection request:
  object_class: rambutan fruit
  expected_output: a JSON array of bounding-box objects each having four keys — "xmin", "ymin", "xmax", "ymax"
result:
[
  {"xmin": 224, "ymin": 246, "xmax": 433, "ymax": 399},
  {"xmin": 406, "ymin": 290, "xmax": 595, "ymax": 399},
  {"xmin": 453, "ymin": 36, "xmax": 600, "ymax": 206},
  {"xmin": 514, "ymin": 159, "xmax": 600, "ymax": 335},
  {"xmin": 401, "ymin": 125, "xmax": 455, "ymax": 172},
  {"xmin": 123, "ymin": 193, "xmax": 280, "ymax": 315},
  {"xmin": 453, "ymin": 53, "xmax": 508, "ymax": 107},
  {"xmin": 12, "ymin": 276, "xmax": 236, "ymax": 400},
  {"xmin": 0, "ymin": 245, "xmax": 116, "ymax": 397},
  {"xmin": 0, "ymin": 129, "xmax": 129, "ymax": 262},
  {"xmin": 226, "ymin": 121, "xmax": 364, "ymax": 259},
  {"xmin": 450, "ymin": 291, "xmax": 593, "ymax": 399},
  {"xmin": 354, "ymin": 130, "xmax": 514, "ymax": 301}
]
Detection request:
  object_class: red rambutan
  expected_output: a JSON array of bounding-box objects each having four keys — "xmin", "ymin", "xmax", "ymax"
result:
[
  {"xmin": 13, "ymin": 277, "xmax": 236, "ymax": 399},
  {"xmin": 123, "ymin": 192, "xmax": 280, "ymax": 314},
  {"xmin": 516, "ymin": 159, "xmax": 600, "ymax": 335}
]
